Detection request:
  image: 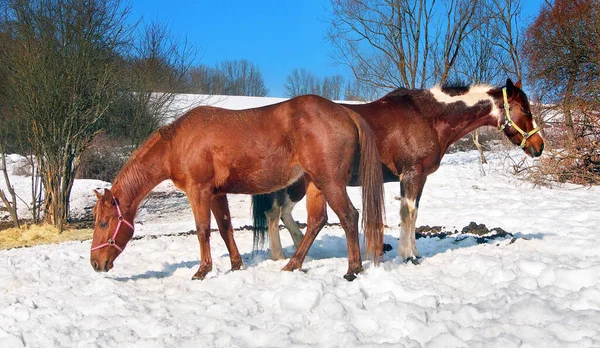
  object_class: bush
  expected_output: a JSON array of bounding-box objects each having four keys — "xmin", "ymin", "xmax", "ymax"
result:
[{"xmin": 77, "ymin": 135, "xmax": 130, "ymax": 182}]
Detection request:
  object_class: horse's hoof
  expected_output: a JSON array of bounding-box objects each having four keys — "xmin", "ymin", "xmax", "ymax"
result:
[
  {"xmin": 192, "ymin": 266, "xmax": 212, "ymax": 280},
  {"xmin": 231, "ymin": 260, "xmax": 243, "ymax": 271},
  {"xmin": 282, "ymin": 261, "xmax": 300, "ymax": 272},
  {"xmin": 343, "ymin": 273, "xmax": 357, "ymax": 282},
  {"xmin": 405, "ymin": 256, "xmax": 422, "ymax": 265},
  {"xmin": 191, "ymin": 274, "xmax": 205, "ymax": 280}
]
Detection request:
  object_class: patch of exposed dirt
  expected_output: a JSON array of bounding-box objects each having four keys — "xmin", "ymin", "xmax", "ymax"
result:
[{"xmin": 415, "ymin": 221, "xmax": 516, "ymax": 244}]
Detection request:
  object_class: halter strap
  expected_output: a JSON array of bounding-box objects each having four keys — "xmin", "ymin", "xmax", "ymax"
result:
[
  {"xmin": 90, "ymin": 198, "xmax": 134, "ymax": 252},
  {"xmin": 499, "ymin": 87, "xmax": 541, "ymax": 148}
]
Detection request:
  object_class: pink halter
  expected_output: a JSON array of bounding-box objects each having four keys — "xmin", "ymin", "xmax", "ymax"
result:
[{"xmin": 90, "ymin": 198, "xmax": 134, "ymax": 252}]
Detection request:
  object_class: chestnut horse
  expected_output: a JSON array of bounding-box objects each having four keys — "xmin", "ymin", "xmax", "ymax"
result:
[
  {"xmin": 253, "ymin": 79, "xmax": 544, "ymax": 262},
  {"xmin": 90, "ymin": 95, "xmax": 384, "ymax": 280}
]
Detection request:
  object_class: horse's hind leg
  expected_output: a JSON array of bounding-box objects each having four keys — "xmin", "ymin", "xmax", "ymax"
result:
[
  {"xmin": 188, "ymin": 186, "xmax": 214, "ymax": 280},
  {"xmin": 281, "ymin": 196, "xmax": 303, "ymax": 248},
  {"xmin": 320, "ymin": 184, "xmax": 362, "ymax": 277},
  {"xmin": 266, "ymin": 202, "xmax": 286, "ymax": 260},
  {"xmin": 211, "ymin": 195, "xmax": 243, "ymax": 270},
  {"xmin": 282, "ymin": 178, "xmax": 306, "ymax": 248},
  {"xmin": 282, "ymin": 182, "xmax": 327, "ymax": 272}
]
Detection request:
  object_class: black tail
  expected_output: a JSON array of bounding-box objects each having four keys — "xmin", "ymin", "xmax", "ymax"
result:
[{"xmin": 252, "ymin": 193, "xmax": 274, "ymax": 252}]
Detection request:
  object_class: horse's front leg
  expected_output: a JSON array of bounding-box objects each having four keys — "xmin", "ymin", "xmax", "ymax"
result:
[
  {"xmin": 189, "ymin": 186, "xmax": 214, "ymax": 280},
  {"xmin": 211, "ymin": 195, "xmax": 243, "ymax": 271},
  {"xmin": 399, "ymin": 172, "xmax": 427, "ymax": 263}
]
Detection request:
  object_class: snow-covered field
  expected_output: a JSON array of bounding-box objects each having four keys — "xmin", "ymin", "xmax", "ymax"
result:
[{"xmin": 1, "ymin": 148, "xmax": 600, "ymax": 348}]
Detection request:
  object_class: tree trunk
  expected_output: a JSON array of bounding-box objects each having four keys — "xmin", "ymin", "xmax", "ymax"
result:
[
  {"xmin": 563, "ymin": 70, "xmax": 578, "ymax": 141},
  {"xmin": 1, "ymin": 152, "xmax": 20, "ymax": 228}
]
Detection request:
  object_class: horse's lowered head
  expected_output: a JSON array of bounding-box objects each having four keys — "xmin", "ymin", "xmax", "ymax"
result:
[
  {"xmin": 497, "ymin": 78, "xmax": 544, "ymax": 157},
  {"xmin": 90, "ymin": 188, "xmax": 135, "ymax": 272}
]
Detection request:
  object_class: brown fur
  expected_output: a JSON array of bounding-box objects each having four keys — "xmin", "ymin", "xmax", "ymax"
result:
[{"xmin": 89, "ymin": 95, "xmax": 384, "ymax": 279}]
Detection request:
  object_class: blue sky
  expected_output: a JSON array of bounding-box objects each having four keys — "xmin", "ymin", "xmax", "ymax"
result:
[{"xmin": 128, "ymin": 0, "xmax": 545, "ymax": 97}]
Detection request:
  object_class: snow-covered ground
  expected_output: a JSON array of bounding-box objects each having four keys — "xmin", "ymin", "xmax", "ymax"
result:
[{"xmin": 1, "ymin": 149, "xmax": 600, "ymax": 348}]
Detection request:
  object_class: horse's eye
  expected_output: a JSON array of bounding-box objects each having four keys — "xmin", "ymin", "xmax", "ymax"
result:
[{"xmin": 99, "ymin": 221, "xmax": 108, "ymax": 229}]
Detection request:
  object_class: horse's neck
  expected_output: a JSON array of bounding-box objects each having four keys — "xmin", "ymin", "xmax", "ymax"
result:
[
  {"xmin": 440, "ymin": 103, "xmax": 499, "ymax": 147},
  {"xmin": 111, "ymin": 133, "xmax": 169, "ymax": 216}
]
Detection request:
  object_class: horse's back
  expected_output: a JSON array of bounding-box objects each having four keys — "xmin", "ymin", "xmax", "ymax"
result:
[{"xmin": 162, "ymin": 96, "xmax": 361, "ymax": 194}]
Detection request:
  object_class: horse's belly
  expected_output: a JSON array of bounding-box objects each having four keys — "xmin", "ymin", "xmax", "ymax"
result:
[{"xmin": 214, "ymin": 162, "xmax": 304, "ymax": 195}]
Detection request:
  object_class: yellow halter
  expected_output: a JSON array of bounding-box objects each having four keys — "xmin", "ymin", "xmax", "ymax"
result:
[{"xmin": 499, "ymin": 87, "xmax": 541, "ymax": 148}]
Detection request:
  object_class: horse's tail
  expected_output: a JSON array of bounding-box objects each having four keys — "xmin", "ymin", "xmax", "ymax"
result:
[
  {"xmin": 344, "ymin": 107, "xmax": 385, "ymax": 263},
  {"xmin": 252, "ymin": 193, "xmax": 274, "ymax": 253}
]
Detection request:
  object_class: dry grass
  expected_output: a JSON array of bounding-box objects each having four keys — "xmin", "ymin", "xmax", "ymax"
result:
[{"xmin": 0, "ymin": 224, "xmax": 93, "ymax": 250}]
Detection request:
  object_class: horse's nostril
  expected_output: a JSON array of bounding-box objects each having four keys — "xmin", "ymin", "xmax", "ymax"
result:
[
  {"xmin": 104, "ymin": 260, "xmax": 109, "ymax": 272},
  {"xmin": 91, "ymin": 260, "xmax": 99, "ymax": 271}
]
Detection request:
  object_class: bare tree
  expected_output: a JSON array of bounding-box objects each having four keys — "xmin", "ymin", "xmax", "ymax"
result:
[
  {"xmin": 219, "ymin": 59, "xmax": 269, "ymax": 96},
  {"xmin": 343, "ymin": 78, "xmax": 379, "ymax": 101},
  {"xmin": 188, "ymin": 64, "xmax": 225, "ymax": 94},
  {"xmin": 283, "ymin": 68, "xmax": 322, "ymax": 97},
  {"xmin": 433, "ymin": 0, "xmax": 480, "ymax": 84},
  {"xmin": 187, "ymin": 59, "xmax": 268, "ymax": 97},
  {"xmin": 119, "ymin": 18, "xmax": 194, "ymax": 147},
  {"xmin": 0, "ymin": 140, "xmax": 19, "ymax": 228},
  {"xmin": 523, "ymin": 0, "xmax": 600, "ymax": 184},
  {"xmin": 327, "ymin": 0, "xmax": 480, "ymax": 90},
  {"xmin": 2, "ymin": 0, "xmax": 131, "ymax": 230},
  {"xmin": 322, "ymin": 74, "xmax": 345, "ymax": 100},
  {"xmin": 487, "ymin": 0, "xmax": 524, "ymax": 81}
]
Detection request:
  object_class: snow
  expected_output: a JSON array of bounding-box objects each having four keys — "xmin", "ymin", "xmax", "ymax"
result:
[{"xmin": 2, "ymin": 115, "xmax": 600, "ymax": 346}]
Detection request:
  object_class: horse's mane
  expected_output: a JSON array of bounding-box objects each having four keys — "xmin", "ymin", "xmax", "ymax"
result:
[
  {"xmin": 381, "ymin": 81, "xmax": 479, "ymax": 99},
  {"xmin": 112, "ymin": 131, "xmax": 165, "ymax": 204}
]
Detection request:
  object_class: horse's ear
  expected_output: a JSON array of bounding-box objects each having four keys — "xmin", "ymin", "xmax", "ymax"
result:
[
  {"xmin": 102, "ymin": 188, "xmax": 115, "ymax": 205},
  {"xmin": 514, "ymin": 80, "xmax": 522, "ymax": 89},
  {"xmin": 506, "ymin": 78, "xmax": 515, "ymax": 96},
  {"xmin": 94, "ymin": 189, "xmax": 103, "ymax": 200}
]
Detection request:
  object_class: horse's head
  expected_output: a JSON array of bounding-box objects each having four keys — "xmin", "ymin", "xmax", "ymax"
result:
[
  {"xmin": 498, "ymin": 78, "xmax": 544, "ymax": 157},
  {"xmin": 90, "ymin": 188, "xmax": 134, "ymax": 272}
]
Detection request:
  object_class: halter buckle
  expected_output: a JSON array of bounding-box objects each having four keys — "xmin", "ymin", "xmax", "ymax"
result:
[{"xmin": 108, "ymin": 238, "xmax": 116, "ymax": 245}]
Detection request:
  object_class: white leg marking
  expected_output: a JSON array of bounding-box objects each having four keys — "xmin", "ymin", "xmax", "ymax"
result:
[
  {"xmin": 399, "ymin": 198, "xmax": 418, "ymax": 260},
  {"xmin": 281, "ymin": 197, "xmax": 303, "ymax": 248},
  {"xmin": 266, "ymin": 207, "xmax": 285, "ymax": 260},
  {"xmin": 410, "ymin": 206, "xmax": 420, "ymax": 257}
]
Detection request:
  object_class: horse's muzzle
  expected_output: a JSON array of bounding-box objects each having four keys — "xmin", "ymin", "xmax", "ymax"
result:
[
  {"xmin": 91, "ymin": 259, "xmax": 112, "ymax": 272},
  {"xmin": 529, "ymin": 142, "xmax": 544, "ymax": 158}
]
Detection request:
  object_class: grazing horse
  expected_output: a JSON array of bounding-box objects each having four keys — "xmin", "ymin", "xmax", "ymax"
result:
[
  {"xmin": 90, "ymin": 95, "xmax": 384, "ymax": 280},
  {"xmin": 253, "ymin": 79, "xmax": 544, "ymax": 262}
]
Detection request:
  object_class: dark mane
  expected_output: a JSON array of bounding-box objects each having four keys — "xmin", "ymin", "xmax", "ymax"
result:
[
  {"xmin": 380, "ymin": 82, "xmax": 473, "ymax": 100},
  {"xmin": 384, "ymin": 87, "xmax": 412, "ymax": 98},
  {"xmin": 440, "ymin": 81, "xmax": 471, "ymax": 96}
]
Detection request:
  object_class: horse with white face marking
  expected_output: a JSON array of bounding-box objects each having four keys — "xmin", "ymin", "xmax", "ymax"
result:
[{"xmin": 252, "ymin": 79, "xmax": 544, "ymax": 262}]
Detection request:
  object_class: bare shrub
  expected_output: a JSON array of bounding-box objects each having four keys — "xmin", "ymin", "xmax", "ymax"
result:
[
  {"xmin": 447, "ymin": 126, "xmax": 501, "ymax": 153},
  {"xmin": 77, "ymin": 135, "xmax": 129, "ymax": 182}
]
